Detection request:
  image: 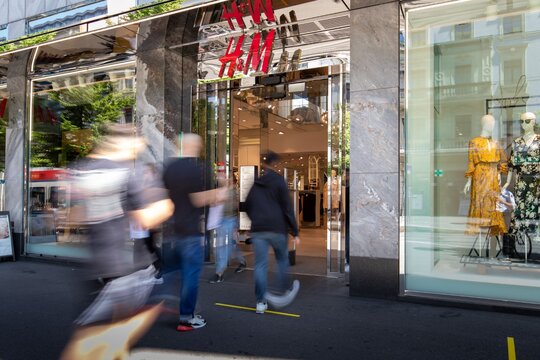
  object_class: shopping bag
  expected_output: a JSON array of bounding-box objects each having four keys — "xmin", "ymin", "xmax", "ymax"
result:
[{"xmin": 206, "ymin": 204, "xmax": 224, "ymax": 230}]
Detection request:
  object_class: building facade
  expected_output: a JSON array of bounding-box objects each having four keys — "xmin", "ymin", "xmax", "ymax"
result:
[{"xmin": 1, "ymin": 0, "xmax": 539, "ymax": 310}]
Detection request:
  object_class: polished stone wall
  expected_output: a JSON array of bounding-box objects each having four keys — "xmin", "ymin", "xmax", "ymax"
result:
[
  {"xmin": 349, "ymin": 0, "xmax": 400, "ymax": 297},
  {"xmin": 136, "ymin": 11, "xmax": 199, "ymax": 166}
]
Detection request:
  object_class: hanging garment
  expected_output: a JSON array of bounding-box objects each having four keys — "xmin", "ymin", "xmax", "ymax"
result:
[
  {"xmin": 301, "ymin": 192, "xmax": 316, "ymax": 222},
  {"xmin": 508, "ymin": 135, "xmax": 540, "ymax": 235},
  {"xmin": 465, "ymin": 136, "xmax": 508, "ymax": 235}
]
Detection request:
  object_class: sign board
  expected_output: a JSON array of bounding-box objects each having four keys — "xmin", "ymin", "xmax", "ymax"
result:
[
  {"xmin": 219, "ymin": 0, "xmax": 277, "ymax": 77},
  {"xmin": 0, "ymin": 211, "xmax": 14, "ymax": 261}
]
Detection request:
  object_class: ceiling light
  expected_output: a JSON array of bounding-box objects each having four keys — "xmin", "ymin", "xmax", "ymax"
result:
[
  {"xmin": 270, "ymin": 128, "xmax": 274, "ymax": 130},
  {"xmin": 267, "ymin": 104, "xmax": 272, "ymax": 109},
  {"xmin": 278, "ymin": 131, "xmax": 284, "ymax": 135},
  {"xmin": 276, "ymin": 120, "xmax": 281, "ymax": 124},
  {"xmin": 242, "ymin": 119, "xmax": 246, "ymax": 122},
  {"xmin": 238, "ymin": 107, "xmax": 243, "ymax": 110}
]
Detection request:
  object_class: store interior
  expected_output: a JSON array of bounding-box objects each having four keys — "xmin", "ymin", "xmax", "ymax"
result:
[{"xmin": 229, "ymin": 77, "xmax": 335, "ymax": 276}]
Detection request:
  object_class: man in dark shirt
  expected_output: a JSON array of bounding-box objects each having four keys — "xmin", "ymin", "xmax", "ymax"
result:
[
  {"xmin": 245, "ymin": 151, "xmax": 301, "ymax": 314},
  {"xmin": 162, "ymin": 133, "xmax": 226, "ymax": 331}
]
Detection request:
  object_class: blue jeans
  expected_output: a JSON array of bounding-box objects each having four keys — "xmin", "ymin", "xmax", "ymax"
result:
[
  {"xmin": 215, "ymin": 217, "xmax": 245, "ymax": 275},
  {"xmin": 161, "ymin": 235, "xmax": 203, "ymax": 321},
  {"xmin": 252, "ymin": 232, "xmax": 289, "ymax": 302}
]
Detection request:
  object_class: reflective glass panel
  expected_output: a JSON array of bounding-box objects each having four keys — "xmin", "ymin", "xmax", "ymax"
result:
[
  {"xmin": 405, "ymin": 0, "xmax": 540, "ymax": 304},
  {"xmin": 27, "ymin": 64, "xmax": 136, "ymax": 258}
]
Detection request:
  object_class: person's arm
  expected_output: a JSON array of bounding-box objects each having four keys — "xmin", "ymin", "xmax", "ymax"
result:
[
  {"xmin": 129, "ymin": 164, "xmax": 174, "ymax": 229},
  {"xmin": 131, "ymin": 199, "xmax": 174, "ymax": 229},
  {"xmin": 189, "ymin": 187, "xmax": 227, "ymax": 208}
]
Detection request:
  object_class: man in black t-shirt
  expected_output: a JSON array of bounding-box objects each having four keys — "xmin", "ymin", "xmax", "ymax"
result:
[{"xmin": 163, "ymin": 133, "xmax": 226, "ymax": 331}]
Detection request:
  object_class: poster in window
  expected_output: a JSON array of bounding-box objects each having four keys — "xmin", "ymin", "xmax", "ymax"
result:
[{"xmin": 0, "ymin": 211, "xmax": 14, "ymax": 260}]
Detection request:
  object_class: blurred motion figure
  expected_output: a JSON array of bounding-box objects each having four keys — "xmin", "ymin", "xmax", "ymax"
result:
[{"xmin": 60, "ymin": 124, "xmax": 173, "ymax": 360}]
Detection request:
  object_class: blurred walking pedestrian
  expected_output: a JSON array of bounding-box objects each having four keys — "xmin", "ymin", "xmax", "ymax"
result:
[
  {"xmin": 60, "ymin": 124, "xmax": 174, "ymax": 360},
  {"xmin": 209, "ymin": 173, "xmax": 246, "ymax": 283},
  {"xmin": 245, "ymin": 151, "xmax": 300, "ymax": 314},
  {"xmin": 162, "ymin": 133, "xmax": 226, "ymax": 331}
]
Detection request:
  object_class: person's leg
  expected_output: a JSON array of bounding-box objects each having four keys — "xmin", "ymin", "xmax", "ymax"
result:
[
  {"xmin": 268, "ymin": 232, "xmax": 290, "ymax": 293},
  {"xmin": 214, "ymin": 225, "xmax": 228, "ymax": 276},
  {"xmin": 252, "ymin": 233, "xmax": 270, "ymax": 303},
  {"xmin": 178, "ymin": 236, "xmax": 204, "ymax": 321},
  {"xmin": 223, "ymin": 217, "xmax": 246, "ymax": 267},
  {"xmin": 147, "ymin": 231, "xmax": 162, "ymax": 275}
]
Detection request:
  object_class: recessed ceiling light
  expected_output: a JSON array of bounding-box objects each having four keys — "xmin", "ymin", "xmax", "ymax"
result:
[
  {"xmin": 242, "ymin": 119, "xmax": 246, "ymax": 122},
  {"xmin": 238, "ymin": 107, "xmax": 243, "ymax": 110},
  {"xmin": 276, "ymin": 120, "xmax": 281, "ymax": 124},
  {"xmin": 270, "ymin": 128, "xmax": 274, "ymax": 130},
  {"xmin": 278, "ymin": 131, "xmax": 284, "ymax": 135}
]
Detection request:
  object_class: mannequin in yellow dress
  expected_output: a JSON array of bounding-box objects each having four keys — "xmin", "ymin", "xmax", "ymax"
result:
[{"xmin": 463, "ymin": 114, "xmax": 508, "ymax": 241}]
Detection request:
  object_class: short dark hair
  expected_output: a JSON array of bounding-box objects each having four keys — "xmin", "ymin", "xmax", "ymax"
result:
[{"xmin": 263, "ymin": 151, "xmax": 279, "ymax": 166}]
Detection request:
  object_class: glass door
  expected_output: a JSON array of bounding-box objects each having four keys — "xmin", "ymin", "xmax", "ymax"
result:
[
  {"xmin": 326, "ymin": 65, "xmax": 347, "ymax": 275},
  {"xmin": 192, "ymin": 66, "xmax": 348, "ymax": 276}
]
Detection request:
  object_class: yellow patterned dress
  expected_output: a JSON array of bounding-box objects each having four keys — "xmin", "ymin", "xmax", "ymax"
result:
[{"xmin": 465, "ymin": 136, "xmax": 508, "ymax": 235}]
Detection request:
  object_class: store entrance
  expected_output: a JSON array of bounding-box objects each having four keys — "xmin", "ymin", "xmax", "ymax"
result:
[{"xmin": 193, "ymin": 66, "xmax": 347, "ymax": 276}]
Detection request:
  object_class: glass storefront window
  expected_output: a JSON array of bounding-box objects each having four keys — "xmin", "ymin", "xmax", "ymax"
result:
[
  {"xmin": 405, "ymin": 0, "xmax": 540, "ymax": 305},
  {"xmin": 27, "ymin": 1, "xmax": 108, "ymax": 35},
  {"xmin": 27, "ymin": 64, "xmax": 136, "ymax": 258}
]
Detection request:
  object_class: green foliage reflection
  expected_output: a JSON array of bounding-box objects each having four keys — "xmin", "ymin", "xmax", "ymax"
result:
[
  {"xmin": 31, "ymin": 81, "xmax": 135, "ymax": 167},
  {"xmin": 124, "ymin": 0, "xmax": 184, "ymax": 21}
]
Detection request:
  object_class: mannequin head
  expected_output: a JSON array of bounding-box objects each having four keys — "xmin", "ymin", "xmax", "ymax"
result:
[
  {"xmin": 480, "ymin": 114, "xmax": 495, "ymax": 135},
  {"xmin": 520, "ymin": 112, "xmax": 537, "ymax": 134}
]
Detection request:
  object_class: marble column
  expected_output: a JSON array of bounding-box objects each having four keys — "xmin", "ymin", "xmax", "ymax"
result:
[
  {"xmin": 6, "ymin": 50, "xmax": 31, "ymax": 246},
  {"xmin": 349, "ymin": 0, "xmax": 400, "ymax": 298},
  {"xmin": 136, "ymin": 10, "xmax": 199, "ymax": 166}
]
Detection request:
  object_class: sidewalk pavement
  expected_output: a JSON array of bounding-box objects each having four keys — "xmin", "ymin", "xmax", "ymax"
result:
[{"xmin": 2, "ymin": 259, "xmax": 540, "ymax": 360}]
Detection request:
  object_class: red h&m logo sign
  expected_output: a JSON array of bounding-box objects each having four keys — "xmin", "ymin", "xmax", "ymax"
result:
[{"xmin": 218, "ymin": 0, "xmax": 277, "ymax": 78}]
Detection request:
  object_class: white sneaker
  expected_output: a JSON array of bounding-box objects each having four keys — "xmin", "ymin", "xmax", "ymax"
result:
[
  {"xmin": 256, "ymin": 302, "xmax": 268, "ymax": 314},
  {"xmin": 265, "ymin": 280, "xmax": 300, "ymax": 309},
  {"xmin": 177, "ymin": 314, "xmax": 207, "ymax": 331}
]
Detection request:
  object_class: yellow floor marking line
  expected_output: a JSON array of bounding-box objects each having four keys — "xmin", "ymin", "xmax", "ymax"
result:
[
  {"xmin": 507, "ymin": 337, "xmax": 516, "ymax": 360},
  {"xmin": 215, "ymin": 302, "xmax": 301, "ymax": 318}
]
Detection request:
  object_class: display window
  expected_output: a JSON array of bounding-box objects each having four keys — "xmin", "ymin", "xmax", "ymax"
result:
[
  {"xmin": 404, "ymin": 0, "xmax": 540, "ymax": 305},
  {"xmin": 27, "ymin": 64, "xmax": 136, "ymax": 258}
]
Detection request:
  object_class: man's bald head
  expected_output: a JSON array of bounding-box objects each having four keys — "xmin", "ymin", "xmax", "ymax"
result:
[{"xmin": 180, "ymin": 133, "xmax": 203, "ymax": 158}]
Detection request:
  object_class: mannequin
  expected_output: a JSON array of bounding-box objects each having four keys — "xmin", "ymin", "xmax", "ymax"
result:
[
  {"xmin": 323, "ymin": 169, "xmax": 340, "ymax": 219},
  {"xmin": 502, "ymin": 112, "xmax": 540, "ymax": 238},
  {"xmin": 463, "ymin": 114, "xmax": 508, "ymax": 238}
]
